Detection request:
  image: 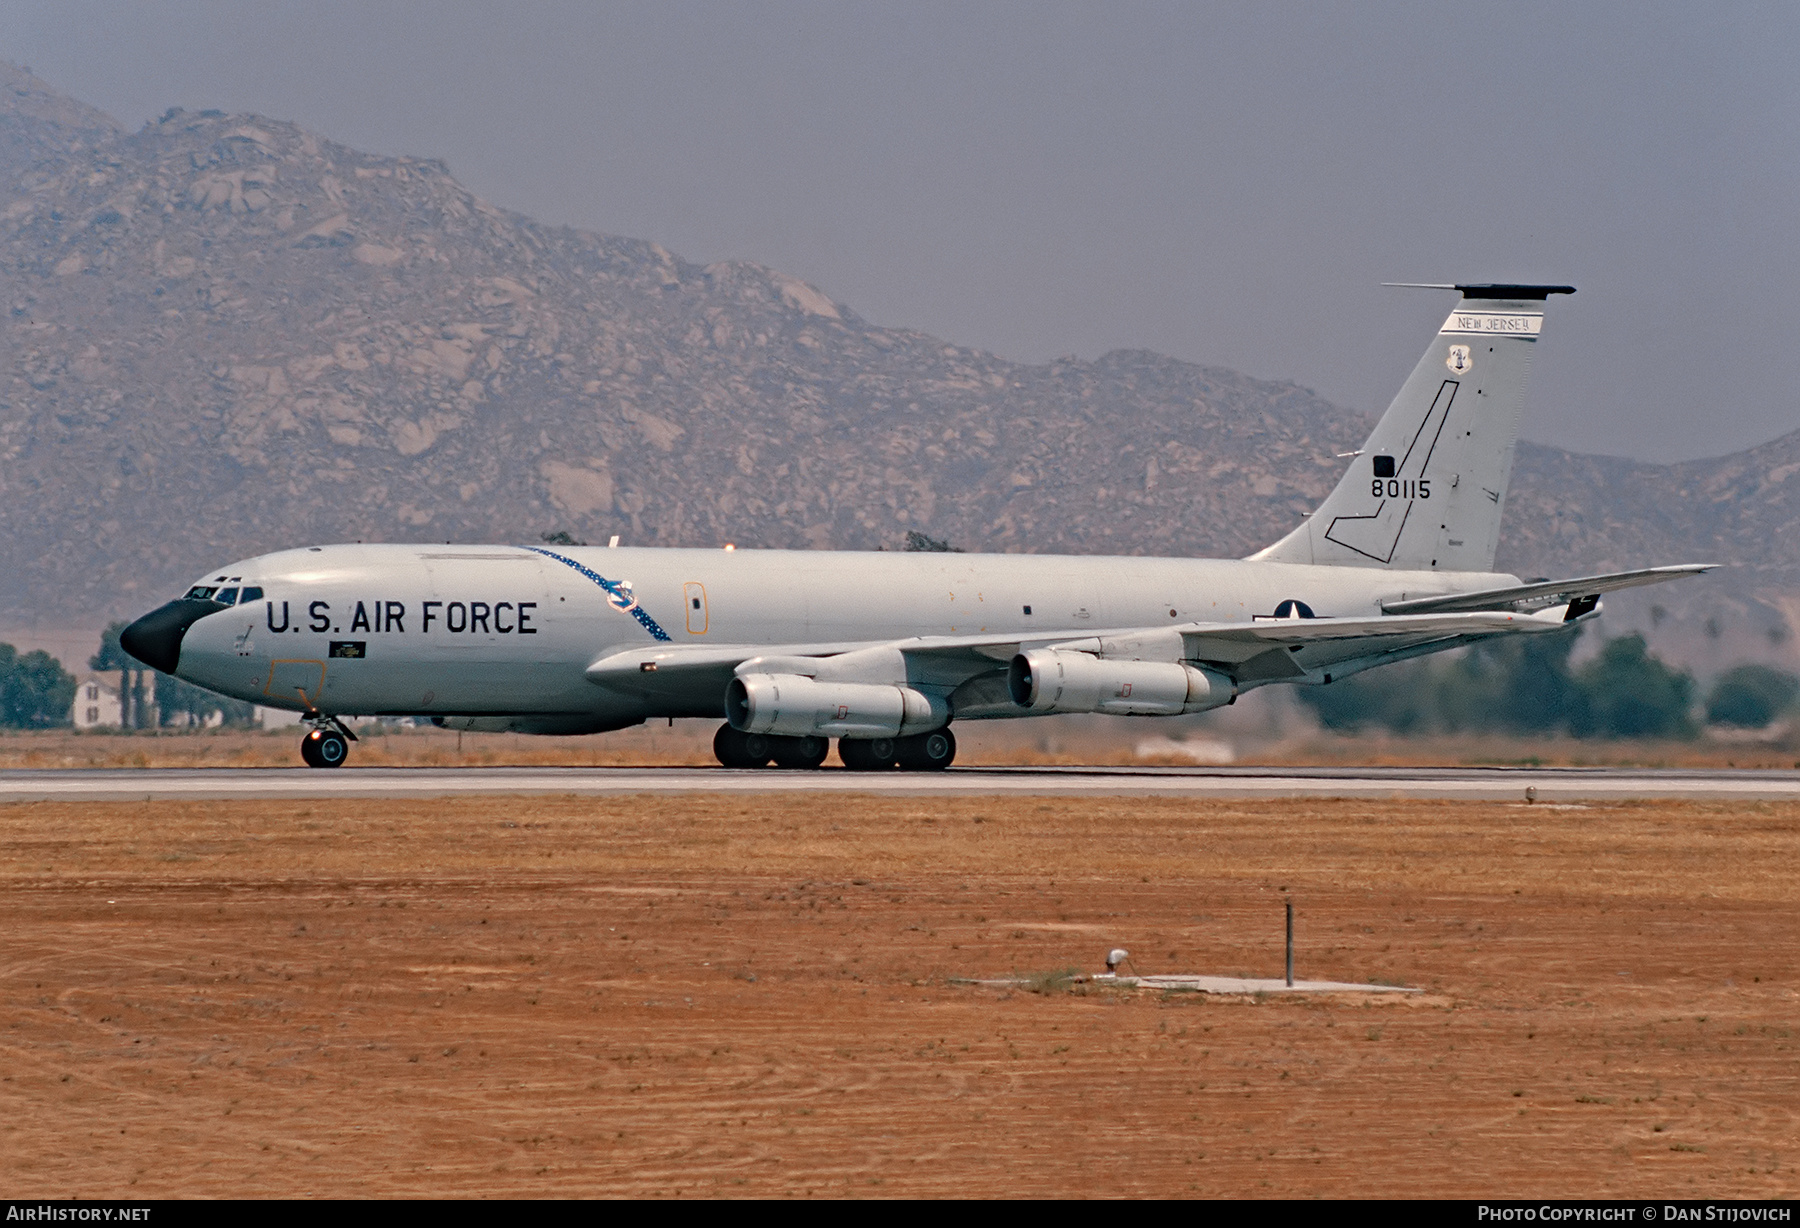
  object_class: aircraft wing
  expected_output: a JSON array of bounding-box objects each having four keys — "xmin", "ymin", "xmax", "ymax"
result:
[
  {"xmin": 917, "ymin": 607, "xmax": 1567, "ymax": 670},
  {"xmin": 1169, "ymin": 607, "xmax": 1565, "ymax": 681},
  {"xmin": 586, "ymin": 607, "xmax": 1575, "ymax": 711},
  {"xmin": 1379, "ymin": 564, "xmax": 1715, "ymax": 615},
  {"xmin": 586, "ymin": 631, "xmax": 1126, "ymax": 698},
  {"xmin": 585, "ymin": 639, "xmax": 878, "ymax": 707},
  {"xmin": 897, "ymin": 607, "xmax": 1576, "ymax": 703}
]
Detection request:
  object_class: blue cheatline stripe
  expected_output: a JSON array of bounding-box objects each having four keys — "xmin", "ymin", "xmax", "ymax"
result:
[{"xmin": 525, "ymin": 546, "xmax": 673, "ymax": 642}]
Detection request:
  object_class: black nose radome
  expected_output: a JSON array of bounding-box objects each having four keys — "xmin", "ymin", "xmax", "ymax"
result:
[{"xmin": 119, "ymin": 598, "xmax": 225, "ymax": 674}]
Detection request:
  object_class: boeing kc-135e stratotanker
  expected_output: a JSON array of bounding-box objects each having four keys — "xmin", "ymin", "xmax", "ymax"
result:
[{"xmin": 120, "ymin": 284, "xmax": 1711, "ymax": 769}]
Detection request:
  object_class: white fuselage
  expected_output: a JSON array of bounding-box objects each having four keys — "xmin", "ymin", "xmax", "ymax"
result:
[{"xmin": 170, "ymin": 542, "xmax": 1512, "ymax": 724}]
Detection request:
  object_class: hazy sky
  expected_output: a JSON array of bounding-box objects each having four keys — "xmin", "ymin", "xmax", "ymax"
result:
[{"xmin": 2, "ymin": 1, "xmax": 1795, "ymax": 462}]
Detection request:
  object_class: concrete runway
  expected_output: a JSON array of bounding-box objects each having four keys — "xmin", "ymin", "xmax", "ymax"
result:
[{"xmin": 5, "ymin": 763, "xmax": 1800, "ymax": 802}]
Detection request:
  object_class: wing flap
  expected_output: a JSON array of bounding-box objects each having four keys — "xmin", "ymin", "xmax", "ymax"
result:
[
  {"xmin": 1178, "ymin": 608, "xmax": 1564, "ymax": 673},
  {"xmin": 1380, "ymin": 564, "xmax": 1715, "ymax": 615},
  {"xmin": 585, "ymin": 639, "xmax": 879, "ymax": 686}
]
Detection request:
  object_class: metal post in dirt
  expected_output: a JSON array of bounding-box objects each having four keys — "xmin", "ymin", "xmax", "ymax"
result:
[{"xmin": 1285, "ymin": 898, "xmax": 1294, "ymax": 987}]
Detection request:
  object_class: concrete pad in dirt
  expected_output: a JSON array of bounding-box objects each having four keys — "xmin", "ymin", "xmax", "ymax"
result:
[{"xmin": 962, "ymin": 973, "xmax": 1422, "ymax": 994}]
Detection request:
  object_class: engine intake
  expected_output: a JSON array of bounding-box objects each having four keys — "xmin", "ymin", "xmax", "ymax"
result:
[
  {"xmin": 1007, "ymin": 649, "xmax": 1234, "ymax": 716},
  {"xmin": 727, "ymin": 673, "xmax": 948, "ymax": 738}
]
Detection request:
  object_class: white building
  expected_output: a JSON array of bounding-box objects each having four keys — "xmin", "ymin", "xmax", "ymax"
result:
[
  {"xmin": 70, "ymin": 666, "xmax": 311, "ymax": 730},
  {"xmin": 72, "ymin": 671, "xmax": 301, "ymax": 730},
  {"xmin": 72, "ymin": 673, "xmax": 155, "ymax": 729}
]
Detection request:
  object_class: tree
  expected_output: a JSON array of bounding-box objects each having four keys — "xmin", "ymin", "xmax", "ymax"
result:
[
  {"xmin": 1298, "ymin": 626, "xmax": 1590, "ymax": 735},
  {"xmin": 0, "ymin": 643, "xmax": 76, "ymax": 729},
  {"xmin": 1572, "ymin": 633, "xmax": 1695, "ymax": 739},
  {"xmin": 1296, "ymin": 656, "xmax": 1440, "ymax": 732},
  {"xmin": 90, "ymin": 620, "xmax": 146, "ymax": 729},
  {"xmin": 155, "ymin": 671, "xmax": 257, "ymax": 728},
  {"xmin": 1436, "ymin": 628, "xmax": 1591, "ymax": 735},
  {"xmin": 1296, "ymin": 626, "xmax": 1703, "ymax": 740},
  {"xmin": 903, "ymin": 530, "xmax": 961, "ymax": 553},
  {"xmin": 1704, "ymin": 664, "xmax": 1800, "ymax": 729}
]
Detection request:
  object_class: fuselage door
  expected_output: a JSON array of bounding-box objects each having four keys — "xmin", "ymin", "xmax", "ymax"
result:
[
  {"xmin": 266, "ymin": 658, "xmax": 326, "ymax": 708},
  {"xmin": 684, "ymin": 582, "xmax": 709, "ymax": 635}
]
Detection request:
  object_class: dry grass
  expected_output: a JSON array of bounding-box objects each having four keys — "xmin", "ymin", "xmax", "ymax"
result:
[
  {"xmin": 4, "ymin": 721, "xmax": 1798, "ymax": 771},
  {"xmin": 0, "ymin": 723, "xmax": 719, "ymax": 769},
  {"xmin": 2, "ymin": 793, "xmax": 1797, "ymax": 1198}
]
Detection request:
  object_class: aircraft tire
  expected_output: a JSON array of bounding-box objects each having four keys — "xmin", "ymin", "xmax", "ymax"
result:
[
  {"xmin": 895, "ymin": 728, "xmax": 956, "ymax": 772},
  {"xmin": 770, "ymin": 734, "xmax": 830, "ymax": 770},
  {"xmin": 303, "ymin": 728, "xmax": 349, "ymax": 769},
  {"xmin": 838, "ymin": 737, "xmax": 899, "ymax": 771},
  {"xmin": 713, "ymin": 723, "xmax": 774, "ymax": 769}
]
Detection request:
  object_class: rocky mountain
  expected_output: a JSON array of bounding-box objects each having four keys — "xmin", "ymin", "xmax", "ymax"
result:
[{"xmin": 0, "ymin": 64, "xmax": 1792, "ymax": 668}]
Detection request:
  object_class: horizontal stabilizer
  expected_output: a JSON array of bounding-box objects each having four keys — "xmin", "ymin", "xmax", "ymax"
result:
[
  {"xmin": 1383, "ymin": 283, "xmax": 1577, "ymax": 301},
  {"xmin": 1379, "ymin": 564, "xmax": 1715, "ymax": 615}
]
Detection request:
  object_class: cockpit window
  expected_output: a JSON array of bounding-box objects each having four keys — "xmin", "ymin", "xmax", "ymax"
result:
[
  {"xmin": 185, "ymin": 586, "xmax": 219, "ymax": 601},
  {"xmin": 215, "ymin": 588, "xmax": 240, "ymax": 606},
  {"xmin": 240, "ymin": 586, "xmax": 263, "ymax": 602}
]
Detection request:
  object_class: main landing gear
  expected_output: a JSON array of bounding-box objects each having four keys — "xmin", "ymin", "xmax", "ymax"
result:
[
  {"xmin": 713, "ymin": 724, "xmax": 955, "ymax": 772},
  {"xmin": 712, "ymin": 726, "xmax": 831, "ymax": 770},
  {"xmin": 299, "ymin": 713, "xmax": 358, "ymax": 768}
]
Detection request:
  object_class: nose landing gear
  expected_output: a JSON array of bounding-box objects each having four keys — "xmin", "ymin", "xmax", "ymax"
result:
[{"xmin": 299, "ymin": 712, "xmax": 358, "ymax": 768}]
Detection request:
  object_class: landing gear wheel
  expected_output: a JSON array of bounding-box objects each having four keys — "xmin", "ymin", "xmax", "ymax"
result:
[
  {"xmin": 896, "ymin": 728, "xmax": 956, "ymax": 772},
  {"xmin": 770, "ymin": 735, "xmax": 829, "ymax": 770},
  {"xmin": 839, "ymin": 737, "xmax": 899, "ymax": 771},
  {"xmin": 301, "ymin": 728, "xmax": 349, "ymax": 769},
  {"xmin": 714, "ymin": 723, "xmax": 774, "ymax": 769}
]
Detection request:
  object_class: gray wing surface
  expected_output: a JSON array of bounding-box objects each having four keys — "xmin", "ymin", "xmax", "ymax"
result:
[
  {"xmin": 1170, "ymin": 608, "xmax": 1565, "ymax": 683},
  {"xmin": 585, "ymin": 608, "xmax": 1576, "ymax": 713},
  {"xmin": 585, "ymin": 640, "xmax": 874, "ymax": 709},
  {"xmin": 1379, "ymin": 564, "xmax": 1714, "ymax": 615}
]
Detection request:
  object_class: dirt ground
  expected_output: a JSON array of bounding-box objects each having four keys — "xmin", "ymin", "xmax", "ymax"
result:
[{"xmin": 2, "ymin": 793, "xmax": 1797, "ymax": 1199}]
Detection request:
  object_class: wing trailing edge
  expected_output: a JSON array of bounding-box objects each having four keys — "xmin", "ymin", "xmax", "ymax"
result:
[{"xmin": 1378, "ymin": 564, "xmax": 1715, "ymax": 616}]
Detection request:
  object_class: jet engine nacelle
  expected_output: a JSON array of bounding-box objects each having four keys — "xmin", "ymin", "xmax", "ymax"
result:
[
  {"xmin": 1007, "ymin": 650, "xmax": 1234, "ymax": 716},
  {"xmin": 726, "ymin": 673, "xmax": 948, "ymax": 738}
]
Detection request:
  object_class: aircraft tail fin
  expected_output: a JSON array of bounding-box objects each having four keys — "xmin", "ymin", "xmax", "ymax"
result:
[{"xmin": 1249, "ymin": 283, "xmax": 1574, "ymax": 572}]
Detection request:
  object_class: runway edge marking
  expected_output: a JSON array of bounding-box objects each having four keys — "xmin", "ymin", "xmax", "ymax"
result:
[{"xmin": 4, "ymin": 768, "xmax": 1800, "ymax": 802}]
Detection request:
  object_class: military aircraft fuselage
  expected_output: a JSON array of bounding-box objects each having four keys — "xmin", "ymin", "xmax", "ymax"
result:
[{"xmin": 159, "ymin": 542, "xmax": 1509, "ymax": 725}]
